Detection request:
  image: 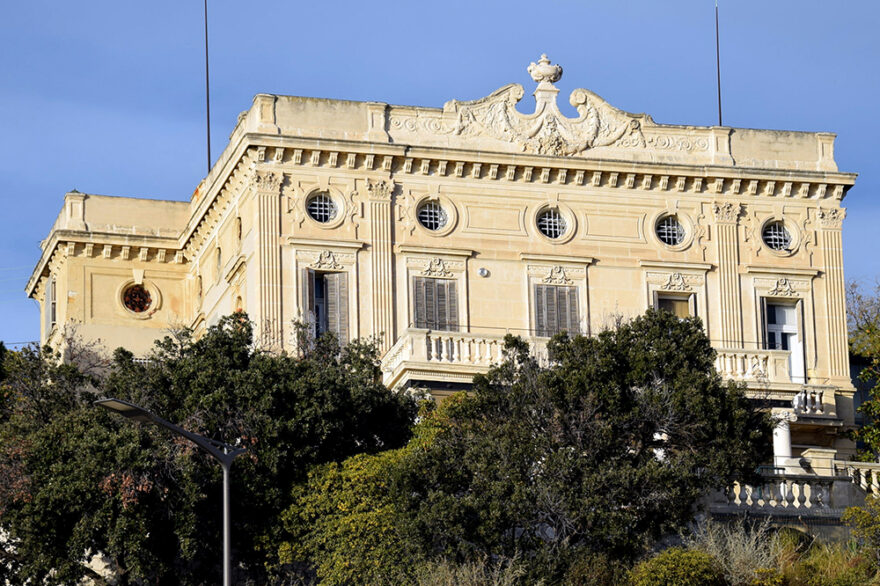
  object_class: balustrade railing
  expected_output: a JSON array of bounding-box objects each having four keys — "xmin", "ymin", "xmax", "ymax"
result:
[
  {"xmin": 841, "ymin": 461, "xmax": 880, "ymax": 497},
  {"xmin": 722, "ymin": 474, "xmax": 840, "ymax": 511},
  {"xmin": 714, "ymin": 348, "xmax": 792, "ymax": 384}
]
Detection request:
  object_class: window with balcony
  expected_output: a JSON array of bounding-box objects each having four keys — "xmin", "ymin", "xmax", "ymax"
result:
[
  {"xmin": 413, "ymin": 277, "xmax": 458, "ymax": 331},
  {"xmin": 302, "ymin": 269, "xmax": 348, "ymax": 340},
  {"xmin": 534, "ymin": 284, "xmax": 578, "ymax": 337},
  {"xmin": 762, "ymin": 300, "xmax": 805, "ymax": 384}
]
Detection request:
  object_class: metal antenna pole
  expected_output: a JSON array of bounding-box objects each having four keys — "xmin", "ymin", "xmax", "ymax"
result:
[
  {"xmin": 715, "ymin": 0, "xmax": 723, "ymax": 126},
  {"xmin": 222, "ymin": 456, "xmax": 232, "ymax": 586},
  {"xmin": 204, "ymin": 0, "xmax": 212, "ymax": 173}
]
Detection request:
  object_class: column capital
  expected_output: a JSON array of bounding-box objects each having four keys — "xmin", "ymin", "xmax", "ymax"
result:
[
  {"xmin": 366, "ymin": 178, "xmax": 395, "ymax": 202},
  {"xmin": 253, "ymin": 169, "xmax": 283, "ymax": 194},
  {"xmin": 712, "ymin": 201, "xmax": 742, "ymax": 224},
  {"xmin": 817, "ymin": 207, "xmax": 845, "ymax": 230}
]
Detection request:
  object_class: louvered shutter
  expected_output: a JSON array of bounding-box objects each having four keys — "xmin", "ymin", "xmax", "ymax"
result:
[
  {"xmin": 424, "ymin": 278, "xmax": 436, "ymax": 329},
  {"xmin": 324, "ymin": 272, "xmax": 349, "ymax": 341},
  {"xmin": 446, "ymin": 281, "xmax": 459, "ymax": 331},
  {"xmin": 562, "ymin": 286, "xmax": 578, "ymax": 333},
  {"xmin": 535, "ymin": 285, "xmax": 546, "ymax": 336},
  {"xmin": 414, "ymin": 277, "xmax": 428, "ymax": 328},
  {"xmin": 302, "ymin": 268, "xmax": 317, "ymax": 338},
  {"xmin": 760, "ymin": 297, "xmax": 769, "ymax": 350},
  {"xmin": 436, "ymin": 281, "xmax": 448, "ymax": 330}
]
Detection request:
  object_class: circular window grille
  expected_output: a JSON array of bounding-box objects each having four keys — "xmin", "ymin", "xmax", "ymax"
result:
[
  {"xmin": 762, "ymin": 221, "xmax": 792, "ymax": 251},
  {"xmin": 537, "ymin": 208, "xmax": 567, "ymax": 239},
  {"xmin": 656, "ymin": 215, "xmax": 685, "ymax": 246},
  {"xmin": 306, "ymin": 192, "xmax": 337, "ymax": 223},
  {"xmin": 417, "ymin": 201, "xmax": 448, "ymax": 231},
  {"xmin": 123, "ymin": 285, "xmax": 152, "ymax": 313}
]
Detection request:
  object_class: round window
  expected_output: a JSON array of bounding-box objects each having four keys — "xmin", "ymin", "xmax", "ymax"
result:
[
  {"xmin": 762, "ymin": 221, "xmax": 791, "ymax": 251},
  {"xmin": 417, "ymin": 200, "xmax": 448, "ymax": 231},
  {"xmin": 537, "ymin": 208, "xmax": 567, "ymax": 239},
  {"xmin": 123, "ymin": 284, "xmax": 152, "ymax": 313},
  {"xmin": 306, "ymin": 192, "xmax": 337, "ymax": 223},
  {"xmin": 656, "ymin": 215, "xmax": 685, "ymax": 246}
]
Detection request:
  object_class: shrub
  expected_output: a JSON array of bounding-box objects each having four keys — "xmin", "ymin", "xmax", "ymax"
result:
[
  {"xmin": 685, "ymin": 518, "xmax": 779, "ymax": 585},
  {"xmin": 630, "ymin": 547, "xmax": 724, "ymax": 586},
  {"xmin": 414, "ymin": 556, "xmax": 529, "ymax": 586},
  {"xmin": 784, "ymin": 542, "xmax": 876, "ymax": 586},
  {"xmin": 564, "ymin": 551, "xmax": 630, "ymax": 585}
]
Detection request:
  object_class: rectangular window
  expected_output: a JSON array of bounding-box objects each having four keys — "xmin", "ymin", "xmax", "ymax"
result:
[
  {"xmin": 534, "ymin": 284, "xmax": 578, "ymax": 337},
  {"xmin": 762, "ymin": 299, "xmax": 805, "ymax": 383},
  {"xmin": 654, "ymin": 293, "xmax": 695, "ymax": 318},
  {"xmin": 302, "ymin": 269, "xmax": 348, "ymax": 340},
  {"xmin": 413, "ymin": 277, "xmax": 458, "ymax": 331},
  {"xmin": 44, "ymin": 277, "xmax": 56, "ymax": 338}
]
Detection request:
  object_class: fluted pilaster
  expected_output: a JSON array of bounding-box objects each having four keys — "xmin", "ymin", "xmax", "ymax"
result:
[
  {"xmin": 368, "ymin": 179, "xmax": 395, "ymax": 351},
  {"xmin": 819, "ymin": 208, "xmax": 848, "ymax": 378},
  {"xmin": 713, "ymin": 202, "xmax": 743, "ymax": 347},
  {"xmin": 254, "ymin": 170, "xmax": 283, "ymax": 348}
]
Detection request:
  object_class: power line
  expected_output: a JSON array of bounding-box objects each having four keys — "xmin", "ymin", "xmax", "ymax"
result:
[
  {"xmin": 715, "ymin": 0, "xmax": 723, "ymax": 126},
  {"xmin": 204, "ymin": 0, "xmax": 212, "ymax": 174}
]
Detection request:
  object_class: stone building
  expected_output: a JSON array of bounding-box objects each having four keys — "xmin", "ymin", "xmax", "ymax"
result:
[{"xmin": 28, "ymin": 56, "xmax": 871, "ymax": 514}]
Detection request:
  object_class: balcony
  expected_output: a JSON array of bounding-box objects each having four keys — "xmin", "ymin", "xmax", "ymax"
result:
[{"xmin": 382, "ymin": 331, "xmax": 831, "ymax": 408}]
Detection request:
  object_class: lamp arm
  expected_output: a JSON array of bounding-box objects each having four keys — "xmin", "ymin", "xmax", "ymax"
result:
[{"xmin": 146, "ymin": 413, "xmax": 244, "ymax": 466}]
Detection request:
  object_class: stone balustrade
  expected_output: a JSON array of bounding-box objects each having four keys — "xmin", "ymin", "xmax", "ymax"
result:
[
  {"xmin": 721, "ymin": 474, "xmax": 842, "ymax": 511},
  {"xmin": 841, "ymin": 461, "xmax": 880, "ymax": 497},
  {"xmin": 714, "ymin": 348, "xmax": 792, "ymax": 384}
]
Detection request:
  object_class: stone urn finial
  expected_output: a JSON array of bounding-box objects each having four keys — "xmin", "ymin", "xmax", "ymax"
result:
[{"xmin": 528, "ymin": 54, "xmax": 563, "ymax": 86}]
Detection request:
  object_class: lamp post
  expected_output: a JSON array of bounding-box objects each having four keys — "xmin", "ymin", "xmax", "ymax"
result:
[{"xmin": 95, "ymin": 398, "xmax": 245, "ymax": 586}]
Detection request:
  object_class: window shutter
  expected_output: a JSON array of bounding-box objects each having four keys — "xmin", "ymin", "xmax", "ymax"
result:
[
  {"xmin": 436, "ymin": 281, "xmax": 448, "ymax": 330},
  {"xmin": 302, "ymin": 268, "xmax": 316, "ymax": 337},
  {"xmin": 564, "ymin": 286, "xmax": 578, "ymax": 333},
  {"xmin": 447, "ymin": 281, "xmax": 459, "ymax": 331},
  {"xmin": 414, "ymin": 277, "xmax": 428, "ymax": 328},
  {"xmin": 760, "ymin": 297, "xmax": 769, "ymax": 350},
  {"xmin": 424, "ymin": 278, "xmax": 437, "ymax": 329},
  {"xmin": 545, "ymin": 286, "xmax": 558, "ymax": 335},
  {"xmin": 534, "ymin": 285, "xmax": 546, "ymax": 336},
  {"xmin": 324, "ymin": 272, "xmax": 348, "ymax": 340}
]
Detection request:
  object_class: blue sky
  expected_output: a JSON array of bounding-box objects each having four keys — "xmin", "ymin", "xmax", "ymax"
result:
[{"xmin": 1, "ymin": 0, "xmax": 878, "ymax": 347}]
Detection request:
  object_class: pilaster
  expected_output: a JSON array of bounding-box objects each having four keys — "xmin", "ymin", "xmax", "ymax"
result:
[
  {"xmin": 818, "ymin": 208, "xmax": 848, "ymax": 379},
  {"xmin": 367, "ymin": 179, "xmax": 395, "ymax": 351},
  {"xmin": 713, "ymin": 202, "xmax": 743, "ymax": 347},
  {"xmin": 254, "ymin": 170, "xmax": 283, "ymax": 348}
]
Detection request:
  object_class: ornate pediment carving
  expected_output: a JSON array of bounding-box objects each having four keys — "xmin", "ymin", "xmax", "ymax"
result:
[
  {"xmin": 817, "ymin": 207, "xmax": 845, "ymax": 229},
  {"xmin": 660, "ymin": 272, "xmax": 691, "ymax": 291},
  {"xmin": 366, "ymin": 179, "xmax": 395, "ymax": 202},
  {"xmin": 311, "ymin": 250, "xmax": 342, "ymax": 270},
  {"xmin": 253, "ymin": 170, "xmax": 282, "ymax": 193},
  {"xmin": 713, "ymin": 202, "xmax": 742, "ymax": 224},
  {"xmin": 442, "ymin": 56, "xmax": 645, "ymax": 157},
  {"xmin": 768, "ymin": 278, "xmax": 797, "ymax": 297},
  {"xmin": 423, "ymin": 258, "xmax": 452, "ymax": 277},
  {"xmin": 542, "ymin": 265, "xmax": 573, "ymax": 285}
]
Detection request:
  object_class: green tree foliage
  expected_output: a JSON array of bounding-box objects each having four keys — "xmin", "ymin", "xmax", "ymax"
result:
[
  {"xmin": 392, "ymin": 310, "xmax": 771, "ymax": 578},
  {"xmin": 847, "ymin": 281, "xmax": 880, "ymax": 457},
  {"xmin": 0, "ymin": 315, "xmax": 417, "ymax": 585}
]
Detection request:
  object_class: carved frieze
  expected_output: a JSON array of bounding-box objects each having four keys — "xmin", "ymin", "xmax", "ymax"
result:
[
  {"xmin": 646, "ymin": 271, "xmax": 703, "ymax": 290},
  {"xmin": 661, "ymin": 272, "xmax": 691, "ymax": 291}
]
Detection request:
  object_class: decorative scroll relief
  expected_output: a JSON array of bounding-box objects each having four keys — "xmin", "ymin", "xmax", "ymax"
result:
[
  {"xmin": 755, "ymin": 277, "xmax": 808, "ymax": 298},
  {"xmin": 311, "ymin": 250, "xmax": 342, "ymax": 270},
  {"xmin": 542, "ymin": 265, "xmax": 573, "ymax": 285},
  {"xmin": 390, "ymin": 54, "xmax": 647, "ymax": 157},
  {"xmin": 647, "ymin": 271, "xmax": 703, "ymax": 290},
  {"xmin": 817, "ymin": 207, "xmax": 845, "ymax": 229},
  {"xmin": 423, "ymin": 258, "xmax": 452, "ymax": 277},
  {"xmin": 768, "ymin": 278, "xmax": 797, "ymax": 297}
]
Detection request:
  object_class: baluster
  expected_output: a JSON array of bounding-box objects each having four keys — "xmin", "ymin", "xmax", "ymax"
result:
[
  {"xmin": 726, "ymin": 483, "xmax": 737, "ymax": 505},
  {"xmin": 764, "ymin": 481, "xmax": 777, "ymax": 508},
  {"xmin": 796, "ymin": 480, "xmax": 808, "ymax": 508},
  {"xmin": 451, "ymin": 337, "xmax": 460, "ymax": 362},
  {"xmin": 871, "ymin": 470, "xmax": 880, "ymax": 496},
  {"xmin": 426, "ymin": 335, "xmax": 435, "ymax": 361},
  {"xmin": 784, "ymin": 480, "xmax": 797, "ymax": 508}
]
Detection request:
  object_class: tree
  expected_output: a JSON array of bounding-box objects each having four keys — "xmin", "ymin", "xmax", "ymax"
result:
[
  {"xmin": 0, "ymin": 315, "xmax": 418, "ymax": 585},
  {"xmin": 847, "ymin": 281, "xmax": 880, "ymax": 457},
  {"xmin": 392, "ymin": 310, "xmax": 772, "ymax": 580}
]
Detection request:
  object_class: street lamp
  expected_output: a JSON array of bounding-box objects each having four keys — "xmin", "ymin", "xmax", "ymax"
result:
[{"xmin": 95, "ymin": 398, "xmax": 245, "ymax": 586}]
